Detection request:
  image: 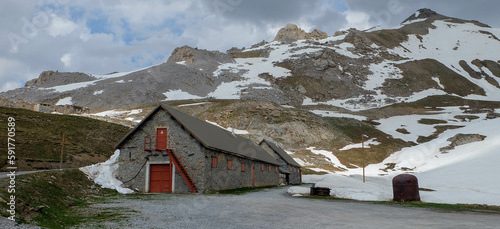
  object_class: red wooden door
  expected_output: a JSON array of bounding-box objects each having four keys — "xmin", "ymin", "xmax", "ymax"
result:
[
  {"xmin": 156, "ymin": 128, "xmax": 167, "ymax": 150},
  {"xmin": 149, "ymin": 164, "xmax": 172, "ymax": 193},
  {"xmin": 251, "ymin": 165, "xmax": 255, "ymax": 187}
]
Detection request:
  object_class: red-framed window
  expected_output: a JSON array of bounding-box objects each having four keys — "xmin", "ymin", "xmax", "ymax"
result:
[
  {"xmin": 241, "ymin": 162, "xmax": 245, "ymax": 172},
  {"xmin": 275, "ymin": 166, "xmax": 278, "ymax": 173},
  {"xmin": 228, "ymin": 159, "xmax": 232, "ymax": 170},
  {"xmin": 261, "ymin": 163, "xmax": 264, "ymax": 171},
  {"xmin": 212, "ymin": 156, "xmax": 217, "ymax": 168},
  {"xmin": 268, "ymin": 164, "xmax": 271, "ymax": 172}
]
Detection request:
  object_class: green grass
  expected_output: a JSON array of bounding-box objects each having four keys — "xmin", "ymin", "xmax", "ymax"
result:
[
  {"xmin": 0, "ymin": 169, "xmax": 129, "ymax": 228},
  {"xmin": 324, "ymin": 117, "xmax": 412, "ymax": 167},
  {"xmin": 418, "ymin": 118, "xmax": 448, "ymax": 125},
  {"xmin": 301, "ymin": 167, "xmax": 329, "ymax": 175},
  {"xmin": 391, "ymin": 95, "xmax": 500, "ymax": 110},
  {"xmin": 230, "ymin": 49, "xmax": 265, "ymax": 58},
  {"xmin": 0, "ymin": 107, "xmax": 131, "ymax": 170}
]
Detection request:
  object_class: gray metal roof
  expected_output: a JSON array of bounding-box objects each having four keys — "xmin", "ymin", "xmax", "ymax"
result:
[
  {"xmin": 279, "ymin": 167, "xmax": 291, "ymax": 174},
  {"xmin": 260, "ymin": 139, "xmax": 301, "ymax": 167},
  {"xmin": 116, "ymin": 104, "xmax": 279, "ymax": 165}
]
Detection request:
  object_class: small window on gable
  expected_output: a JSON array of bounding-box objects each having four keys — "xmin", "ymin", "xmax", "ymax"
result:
[
  {"xmin": 228, "ymin": 159, "xmax": 232, "ymax": 170},
  {"xmin": 241, "ymin": 162, "xmax": 245, "ymax": 172},
  {"xmin": 212, "ymin": 156, "xmax": 217, "ymax": 168},
  {"xmin": 261, "ymin": 163, "xmax": 264, "ymax": 171}
]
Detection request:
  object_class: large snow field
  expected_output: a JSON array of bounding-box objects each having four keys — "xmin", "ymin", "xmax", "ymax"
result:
[{"xmin": 290, "ymin": 117, "xmax": 500, "ymax": 206}]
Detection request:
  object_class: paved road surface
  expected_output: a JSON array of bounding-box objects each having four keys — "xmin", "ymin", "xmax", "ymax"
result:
[{"xmin": 79, "ymin": 186, "xmax": 500, "ymax": 229}]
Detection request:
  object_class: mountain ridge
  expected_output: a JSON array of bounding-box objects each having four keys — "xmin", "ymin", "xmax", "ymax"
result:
[{"xmin": 2, "ymin": 9, "xmax": 500, "ymax": 113}]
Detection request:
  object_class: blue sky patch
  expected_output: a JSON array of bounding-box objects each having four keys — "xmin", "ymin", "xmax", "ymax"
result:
[
  {"xmin": 69, "ymin": 6, "xmax": 86, "ymax": 21},
  {"xmin": 86, "ymin": 10, "xmax": 111, "ymax": 34},
  {"xmin": 148, "ymin": 18, "xmax": 185, "ymax": 37}
]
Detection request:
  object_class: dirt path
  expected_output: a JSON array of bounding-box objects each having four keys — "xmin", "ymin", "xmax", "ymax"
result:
[{"xmin": 76, "ymin": 186, "xmax": 500, "ymax": 228}]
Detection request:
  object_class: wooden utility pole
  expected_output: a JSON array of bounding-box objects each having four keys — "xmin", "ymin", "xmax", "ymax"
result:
[
  {"xmin": 362, "ymin": 133, "xmax": 365, "ymax": 183},
  {"xmin": 60, "ymin": 133, "xmax": 65, "ymax": 170}
]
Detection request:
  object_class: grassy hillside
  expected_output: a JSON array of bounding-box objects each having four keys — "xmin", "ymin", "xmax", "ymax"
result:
[
  {"xmin": 0, "ymin": 107, "xmax": 131, "ymax": 171},
  {"xmin": 0, "ymin": 169, "xmax": 124, "ymax": 228}
]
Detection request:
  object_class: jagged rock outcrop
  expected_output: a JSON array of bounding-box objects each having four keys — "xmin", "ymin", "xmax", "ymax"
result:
[
  {"xmin": 167, "ymin": 45, "xmax": 235, "ymax": 65},
  {"xmin": 24, "ymin": 71, "xmax": 96, "ymax": 88},
  {"xmin": 439, "ymin": 134, "xmax": 487, "ymax": 153},
  {"xmin": 274, "ymin": 24, "xmax": 328, "ymax": 42}
]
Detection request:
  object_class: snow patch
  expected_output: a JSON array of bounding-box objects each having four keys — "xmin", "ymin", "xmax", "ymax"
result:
[
  {"xmin": 93, "ymin": 90, "xmax": 104, "ymax": 95},
  {"xmin": 55, "ymin": 97, "xmax": 73, "ymax": 105},
  {"xmin": 310, "ymin": 110, "xmax": 367, "ymax": 121},
  {"xmin": 339, "ymin": 139, "xmax": 380, "ymax": 151},
  {"xmin": 80, "ymin": 150, "xmax": 134, "ymax": 194},
  {"xmin": 307, "ymin": 147, "xmax": 348, "ymax": 170},
  {"xmin": 178, "ymin": 102, "xmax": 212, "ymax": 107},
  {"xmin": 163, "ymin": 89, "xmax": 205, "ymax": 101}
]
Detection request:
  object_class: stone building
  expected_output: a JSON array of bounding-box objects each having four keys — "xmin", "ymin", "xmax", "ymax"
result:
[
  {"xmin": 259, "ymin": 139, "xmax": 302, "ymax": 185},
  {"xmin": 114, "ymin": 103, "xmax": 280, "ymax": 193}
]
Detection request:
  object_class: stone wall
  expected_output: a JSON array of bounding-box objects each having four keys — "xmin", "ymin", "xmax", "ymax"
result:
[
  {"xmin": 117, "ymin": 108, "xmax": 206, "ymax": 193},
  {"xmin": 203, "ymin": 149, "xmax": 279, "ymax": 191},
  {"xmin": 288, "ymin": 166, "xmax": 301, "ymax": 184}
]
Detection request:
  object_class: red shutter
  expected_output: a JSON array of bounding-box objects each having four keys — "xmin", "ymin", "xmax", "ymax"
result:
[{"xmin": 212, "ymin": 156, "xmax": 217, "ymax": 168}]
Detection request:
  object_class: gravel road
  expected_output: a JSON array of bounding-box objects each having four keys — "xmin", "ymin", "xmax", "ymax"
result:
[{"xmin": 75, "ymin": 185, "xmax": 500, "ymax": 229}]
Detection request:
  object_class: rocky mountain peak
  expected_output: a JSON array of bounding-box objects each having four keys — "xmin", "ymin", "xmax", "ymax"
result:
[
  {"xmin": 273, "ymin": 24, "xmax": 328, "ymax": 42},
  {"xmin": 402, "ymin": 8, "xmax": 490, "ymax": 28},
  {"xmin": 167, "ymin": 45, "xmax": 196, "ymax": 64},
  {"xmin": 401, "ymin": 8, "xmax": 445, "ymax": 24}
]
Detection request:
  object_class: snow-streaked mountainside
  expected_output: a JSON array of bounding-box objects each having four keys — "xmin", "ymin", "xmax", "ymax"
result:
[
  {"xmin": 3, "ymin": 9, "xmax": 500, "ymax": 205},
  {"xmin": 2, "ymin": 9, "xmax": 500, "ymax": 111}
]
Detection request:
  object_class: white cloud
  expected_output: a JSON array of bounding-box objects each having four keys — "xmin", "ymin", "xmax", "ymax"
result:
[
  {"xmin": 342, "ymin": 11, "xmax": 372, "ymax": 30},
  {"xmin": 47, "ymin": 16, "xmax": 78, "ymax": 37},
  {"xmin": 61, "ymin": 53, "xmax": 72, "ymax": 67},
  {"xmin": 1, "ymin": 81, "xmax": 21, "ymax": 92}
]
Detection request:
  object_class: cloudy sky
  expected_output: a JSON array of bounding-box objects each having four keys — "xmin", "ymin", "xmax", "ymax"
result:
[{"xmin": 1, "ymin": 0, "xmax": 499, "ymax": 92}]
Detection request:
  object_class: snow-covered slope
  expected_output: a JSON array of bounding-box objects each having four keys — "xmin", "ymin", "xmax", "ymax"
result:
[{"xmin": 290, "ymin": 105, "xmax": 500, "ymax": 205}]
